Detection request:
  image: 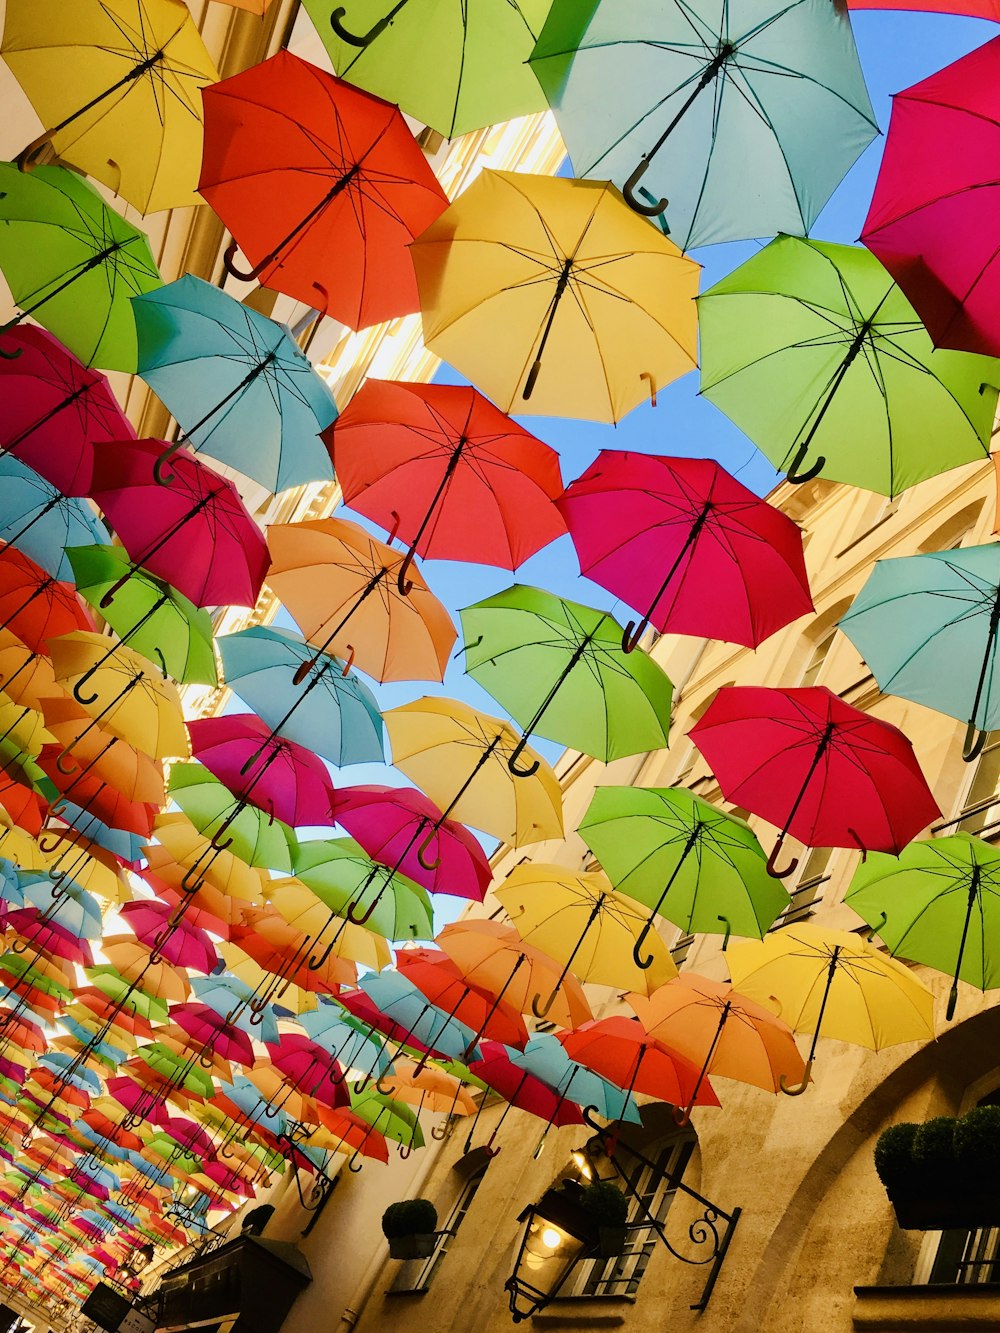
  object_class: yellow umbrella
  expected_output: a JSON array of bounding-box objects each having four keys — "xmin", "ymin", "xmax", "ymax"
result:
[
  {"xmin": 383, "ymin": 696, "xmax": 562, "ymax": 847},
  {"xmin": 0, "ymin": 821, "xmax": 51, "ymax": 875},
  {"xmin": 36, "ymin": 828, "xmax": 128, "ymax": 904},
  {"xmin": 146, "ymin": 813, "xmax": 267, "ymax": 904},
  {"xmin": 495, "ymin": 862, "xmax": 676, "ymax": 1017},
  {"xmin": 49, "ymin": 631, "xmax": 189, "ymax": 763},
  {"xmin": 0, "ymin": 694, "xmax": 53, "ymax": 758},
  {"xmin": 727, "ymin": 923, "xmax": 936, "ymax": 1096},
  {"xmin": 262, "ymin": 878, "xmax": 392, "ymax": 972},
  {"xmin": 0, "ymin": 629, "xmax": 63, "ymax": 712},
  {"xmin": 376, "ymin": 1058, "xmax": 477, "ymax": 1117},
  {"xmin": 411, "ymin": 169, "xmax": 700, "ymax": 422},
  {"xmin": 2, "ymin": 0, "xmax": 219, "ymax": 214}
]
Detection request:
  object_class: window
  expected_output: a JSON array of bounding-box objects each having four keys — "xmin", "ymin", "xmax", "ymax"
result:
[
  {"xmin": 918, "ymin": 501, "xmax": 985, "ymax": 555},
  {"xmin": 799, "ymin": 625, "xmax": 838, "ymax": 689},
  {"xmin": 389, "ymin": 1166, "xmax": 488, "ymax": 1294},
  {"xmin": 768, "ymin": 845, "xmax": 832, "ymax": 931},
  {"xmin": 927, "ymin": 1090, "xmax": 1000, "ymax": 1286},
  {"xmin": 670, "ymin": 932, "xmax": 695, "ymax": 969},
  {"xmin": 838, "ymin": 494, "xmax": 902, "ymax": 556},
  {"xmin": 950, "ymin": 734, "xmax": 1000, "ymax": 841}
]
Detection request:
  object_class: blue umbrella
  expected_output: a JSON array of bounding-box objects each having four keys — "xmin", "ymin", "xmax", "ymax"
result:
[
  {"xmin": 59, "ymin": 1021, "xmax": 130, "ymax": 1072},
  {"xmin": 53, "ymin": 801, "xmax": 145, "ymax": 864},
  {"xmin": 36, "ymin": 1052, "xmax": 103, "ymax": 1097},
  {"xmin": 510, "ymin": 1034, "xmax": 641, "ymax": 1123},
  {"xmin": 0, "ymin": 864, "xmax": 24, "ymax": 908},
  {"xmin": 133, "ymin": 276, "xmax": 337, "ymax": 492},
  {"xmin": 359, "ymin": 971, "xmax": 481, "ymax": 1065},
  {"xmin": 0, "ymin": 455, "xmax": 108, "ymax": 581},
  {"xmin": 17, "ymin": 874, "xmax": 103, "ymax": 939},
  {"xmin": 190, "ymin": 975, "xmax": 280, "ymax": 1045},
  {"xmin": 297, "ymin": 1005, "xmax": 395, "ymax": 1081},
  {"xmin": 218, "ymin": 625, "xmax": 385, "ymax": 768}
]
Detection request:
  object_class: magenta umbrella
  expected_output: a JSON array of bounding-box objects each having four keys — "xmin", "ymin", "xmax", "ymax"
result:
[
  {"xmin": 118, "ymin": 900, "xmax": 219, "ymax": 974},
  {"xmin": 329, "ymin": 784, "xmax": 491, "ymax": 901},
  {"xmin": 188, "ymin": 714, "xmax": 335, "ymax": 828},
  {"xmin": 861, "ymin": 37, "xmax": 1000, "ymax": 358},
  {"xmin": 88, "ymin": 438, "xmax": 270, "ymax": 609},
  {"xmin": 558, "ymin": 452, "xmax": 813, "ymax": 652},
  {"xmin": 465, "ymin": 1039, "xmax": 585, "ymax": 1155},
  {"xmin": 265, "ymin": 1033, "xmax": 347, "ymax": 1110},
  {"xmin": 170, "ymin": 1003, "xmax": 255, "ymax": 1067}
]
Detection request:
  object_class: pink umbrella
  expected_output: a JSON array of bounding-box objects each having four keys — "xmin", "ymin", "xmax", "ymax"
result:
[
  {"xmin": 465, "ymin": 1039, "xmax": 585, "ymax": 1154},
  {"xmin": 265, "ymin": 1032, "xmax": 349, "ymax": 1110},
  {"xmin": 188, "ymin": 714, "xmax": 335, "ymax": 828},
  {"xmin": 119, "ymin": 900, "xmax": 219, "ymax": 975},
  {"xmin": 5, "ymin": 915, "xmax": 94, "ymax": 967},
  {"xmin": 88, "ymin": 439, "xmax": 270, "ymax": 609},
  {"xmin": 861, "ymin": 37, "xmax": 1000, "ymax": 358},
  {"xmin": 558, "ymin": 452, "xmax": 813, "ymax": 651},
  {"xmin": 330, "ymin": 784, "xmax": 491, "ymax": 901},
  {"xmin": 170, "ymin": 1003, "xmax": 256, "ymax": 1067}
]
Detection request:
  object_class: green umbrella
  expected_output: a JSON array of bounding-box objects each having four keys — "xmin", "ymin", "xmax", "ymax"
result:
[
  {"xmin": 292, "ymin": 838, "xmax": 434, "ymax": 951},
  {"xmin": 168, "ymin": 763, "xmax": 295, "ymax": 872},
  {"xmin": 304, "ymin": 0, "xmax": 551, "ymax": 138},
  {"xmin": 349, "ymin": 1084, "xmax": 424, "ymax": 1151},
  {"xmin": 460, "ymin": 585, "xmax": 672, "ymax": 775},
  {"xmin": 0, "ymin": 162, "xmax": 161, "ymax": 370},
  {"xmin": 699, "ymin": 236, "xmax": 999, "ymax": 495},
  {"xmin": 845, "ymin": 833, "xmax": 1000, "ymax": 1022},
  {"xmin": 66, "ymin": 546, "xmax": 217, "ymax": 687},
  {"xmin": 578, "ymin": 786, "xmax": 790, "ymax": 968},
  {"xmin": 0, "ymin": 955, "xmax": 73, "ymax": 1004},
  {"xmin": 132, "ymin": 1043, "xmax": 217, "ymax": 1099},
  {"xmin": 84, "ymin": 966, "xmax": 169, "ymax": 1025}
]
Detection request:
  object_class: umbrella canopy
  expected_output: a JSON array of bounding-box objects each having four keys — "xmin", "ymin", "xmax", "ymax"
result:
[
  {"xmin": 467, "ymin": 1040, "xmax": 585, "ymax": 1131},
  {"xmin": 0, "ymin": 327, "xmax": 134, "ymax": 496},
  {"xmin": 2, "ymin": 0, "xmax": 219, "ymax": 214},
  {"xmin": 200, "ymin": 49, "xmax": 449, "ymax": 330},
  {"xmin": 411, "ymin": 169, "xmax": 699, "ymax": 421},
  {"xmin": 119, "ymin": 901, "xmax": 217, "ymax": 975},
  {"xmin": 267, "ymin": 518, "xmax": 455, "ymax": 684},
  {"xmin": 133, "ymin": 276, "xmax": 337, "ymax": 491},
  {"xmin": 727, "ymin": 924, "xmax": 936, "ymax": 1094},
  {"xmin": 0, "ymin": 457, "xmax": 109, "ymax": 583},
  {"xmin": 559, "ymin": 452, "xmax": 812, "ymax": 650},
  {"xmin": 461, "ymin": 586, "xmax": 672, "ymax": 768},
  {"xmin": 509, "ymin": 1034, "xmax": 641, "ymax": 1124},
  {"xmin": 168, "ymin": 765, "xmax": 292, "ymax": 872},
  {"xmin": 0, "ymin": 543, "xmax": 94, "ymax": 656},
  {"xmin": 579, "ymin": 786, "xmax": 790, "ymax": 964},
  {"xmin": 845, "ymin": 833, "xmax": 1000, "ymax": 1021},
  {"xmin": 328, "ymin": 379, "xmax": 565, "ymax": 590},
  {"xmin": 690, "ymin": 685, "xmax": 940, "ymax": 877},
  {"xmin": 382, "ymin": 697, "xmax": 562, "ymax": 846},
  {"xmin": 305, "ymin": 0, "xmax": 550, "ymax": 138},
  {"xmin": 861, "ymin": 37, "xmax": 1000, "ymax": 359},
  {"xmin": 395, "ymin": 947, "xmax": 528, "ymax": 1051},
  {"xmin": 0, "ymin": 164, "xmax": 161, "ymax": 371},
  {"xmin": 89, "ymin": 438, "xmax": 270, "ymax": 610},
  {"xmin": 699, "ymin": 236, "xmax": 999, "ymax": 494},
  {"xmin": 262, "ymin": 880, "xmax": 392, "ymax": 972},
  {"xmin": 495, "ymin": 863, "xmax": 676, "ymax": 1015},
  {"xmin": 560, "ymin": 1016, "xmax": 719, "ymax": 1108},
  {"xmin": 280, "ymin": 836, "xmax": 434, "ymax": 941},
  {"xmin": 359, "ymin": 971, "xmax": 480, "ymax": 1064},
  {"xmin": 528, "ymin": 0, "xmax": 877, "ymax": 249},
  {"xmin": 839, "ymin": 543, "xmax": 1000, "ymax": 762},
  {"xmin": 218, "ymin": 625, "xmax": 385, "ymax": 769},
  {"xmin": 848, "ymin": 0, "xmax": 1000, "ymax": 18}
]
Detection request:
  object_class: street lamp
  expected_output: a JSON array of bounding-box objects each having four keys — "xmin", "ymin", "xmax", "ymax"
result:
[
  {"xmin": 504, "ymin": 1184, "xmax": 598, "ymax": 1323},
  {"xmin": 121, "ymin": 1242, "xmax": 154, "ymax": 1280}
]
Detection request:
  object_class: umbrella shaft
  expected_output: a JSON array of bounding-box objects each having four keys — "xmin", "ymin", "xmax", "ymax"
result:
[
  {"xmin": 44, "ymin": 48, "xmax": 167, "ymax": 140},
  {"xmin": 805, "ymin": 946, "xmax": 840, "ymax": 1064},
  {"xmin": 183, "ymin": 351, "xmax": 280, "ymax": 442},
  {"xmin": 518, "ymin": 624, "xmax": 603, "ymax": 748},
  {"xmin": 18, "ymin": 242, "xmax": 127, "ymax": 322},
  {"xmin": 130, "ymin": 487, "xmax": 220, "ymax": 574},
  {"xmin": 436, "ymin": 732, "xmax": 504, "ymax": 827},
  {"xmin": 311, "ymin": 566, "xmax": 388, "ymax": 659},
  {"xmin": 953, "ymin": 865, "xmax": 982, "ymax": 996},
  {"xmin": 259, "ymin": 161, "xmax": 364, "ymax": 273},
  {"xmin": 2, "ymin": 381, "xmax": 94, "ymax": 456},
  {"xmin": 640, "ymin": 501, "xmax": 714, "ymax": 632},
  {"xmin": 0, "ymin": 573, "xmax": 55, "ymax": 635},
  {"xmin": 3, "ymin": 494, "xmax": 62, "ymax": 551},
  {"xmin": 403, "ymin": 435, "xmax": 468, "ymax": 563},
  {"xmin": 644, "ymin": 44, "xmax": 734, "ymax": 164},
  {"xmin": 777, "ymin": 722, "xmax": 835, "ymax": 852},
  {"xmin": 968, "ymin": 593, "xmax": 1000, "ymax": 732},
  {"xmin": 687, "ymin": 1001, "xmax": 731, "ymax": 1113}
]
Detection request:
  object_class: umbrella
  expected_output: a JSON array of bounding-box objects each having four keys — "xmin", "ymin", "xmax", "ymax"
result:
[
  {"xmin": 133, "ymin": 275, "xmax": 337, "ymax": 490},
  {"xmin": 560, "ymin": 1016, "xmax": 719, "ymax": 1109},
  {"xmin": 839, "ymin": 543, "xmax": 1000, "ymax": 762},
  {"xmin": 509, "ymin": 1034, "xmax": 641, "ymax": 1125},
  {"xmin": 66, "ymin": 546, "xmax": 218, "ymax": 687},
  {"xmin": 0, "ymin": 164, "xmax": 161, "ymax": 371},
  {"xmin": 382, "ymin": 697, "xmax": 562, "ymax": 846},
  {"xmin": 495, "ymin": 863, "xmax": 676, "ymax": 1017},
  {"xmin": 218, "ymin": 625, "xmax": 385, "ymax": 769},
  {"xmin": 528, "ymin": 0, "xmax": 877, "ymax": 248},
  {"xmin": 690, "ymin": 685, "xmax": 940, "ymax": 877},
  {"xmin": 168, "ymin": 765, "xmax": 292, "ymax": 871},
  {"xmin": 88, "ymin": 438, "xmax": 270, "ymax": 610},
  {"xmin": 466, "ymin": 1040, "xmax": 584, "ymax": 1152},
  {"xmin": 359, "ymin": 971, "xmax": 481, "ymax": 1065},
  {"xmin": 145, "ymin": 812, "xmax": 266, "ymax": 905},
  {"xmin": 296, "ymin": 1006, "xmax": 395, "ymax": 1083},
  {"xmin": 2, "ymin": 0, "xmax": 219, "ymax": 214},
  {"xmin": 461, "ymin": 586, "xmax": 672, "ymax": 772},
  {"xmin": 559, "ymin": 452, "xmax": 812, "ymax": 651},
  {"xmin": 266, "ymin": 518, "xmax": 455, "ymax": 683},
  {"xmin": 0, "ymin": 457, "xmax": 109, "ymax": 583},
  {"xmin": 579, "ymin": 786, "xmax": 790, "ymax": 966},
  {"xmin": 0, "ymin": 545, "xmax": 94, "ymax": 655},
  {"xmin": 200, "ymin": 49, "xmax": 449, "ymax": 330},
  {"xmin": 327, "ymin": 379, "xmax": 565, "ymax": 592},
  {"xmin": 699, "ymin": 236, "xmax": 999, "ymax": 492},
  {"xmin": 845, "ymin": 833, "xmax": 1000, "ymax": 1021},
  {"xmin": 289, "ymin": 836, "xmax": 434, "ymax": 940},
  {"xmin": 306, "ymin": 0, "xmax": 550, "ymax": 137},
  {"xmin": 395, "ymin": 947, "xmax": 528, "ymax": 1051},
  {"xmin": 0, "ymin": 327, "xmax": 134, "ymax": 496},
  {"xmin": 262, "ymin": 881, "xmax": 391, "ymax": 972},
  {"xmin": 411, "ymin": 170, "xmax": 699, "ymax": 421},
  {"xmin": 37, "ymin": 696, "xmax": 166, "ymax": 813},
  {"xmin": 727, "ymin": 924, "xmax": 936, "ymax": 1094},
  {"xmin": 861, "ymin": 37, "xmax": 1000, "ymax": 359}
]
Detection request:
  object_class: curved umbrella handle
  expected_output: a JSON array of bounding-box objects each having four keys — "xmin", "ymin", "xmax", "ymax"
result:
[
  {"xmin": 964, "ymin": 719, "xmax": 988, "ymax": 763},
  {"xmin": 347, "ymin": 1152, "xmax": 364, "ymax": 1172},
  {"xmin": 416, "ymin": 824, "xmax": 442, "ymax": 872},
  {"xmin": 72, "ymin": 665, "xmax": 102, "ymax": 707},
  {"xmin": 375, "ymin": 1069, "xmax": 395, "ymax": 1095},
  {"xmin": 430, "ymin": 1122, "xmax": 449, "ymax": 1141},
  {"xmin": 346, "ymin": 894, "xmax": 380, "ymax": 927},
  {"xmin": 180, "ymin": 862, "xmax": 207, "ymax": 896},
  {"xmin": 507, "ymin": 734, "xmax": 540, "ymax": 780},
  {"xmin": 209, "ymin": 809, "xmax": 237, "ymax": 854},
  {"xmin": 397, "ymin": 1142, "xmax": 411, "ymax": 1160},
  {"xmin": 640, "ymin": 372, "xmax": 657, "ymax": 408},
  {"xmin": 9, "ymin": 936, "xmax": 29, "ymax": 956},
  {"xmin": 784, "ymin": 441, "xmax": 826, "ymax": 485},
  {"xmin": 0, "ymin": 317, "xmax": 24, "ymax": 360},
  {"xmin": 622, "ymin": 158, "xmax": 667, "ymax": 217},
  {"xmin": 55, "ymin": 747, "xmax": 79, "ymax": 776},
  {"xmin": 779, "ymin": 1058, "xmax": 813, "ymax": 1097},
  {"xmin": 99, "ymin": 571, "xmax": 132, "ymax": 610},
  {"xmin": 396, "ymin": 546, "xmax": 416, "ymax": 597},
  {"xmin": 15, "ymin": 133, "xmax": 50, "ymax": 174},
  {"xmin": 307, "ymin": 934, "xmax": 337, "ymax": 973},
  {"xmin": 530, "ymin": 988, "xmax": 556, "ymax": 1021},
  {"xmin": 353, "ymin": 1069, "xmax": 375, "ymax": 1095},
  {"xmin": 223, "ymin": 238, "xmax": 266, "ymax": 284},
  {"xmin": 672, "ymin": 1104, "xmax": 693, "ymax": 1129},
  {"xmin": 631, "ymin": 919, "xmax": 657, "ymax": 972},
  {"xmin": 621, "ymin": 616, "xmax": 649, "ymax": 655},
  {"xmin": 766, "ymin": 839, "xmax": 798, "ymax": 880},
  {"xmin": 865, "ymin": 911, "xmax": 886, "ymax": 944},
  {"xmin": 152, "ymin": 438, "xmax": 185, "ymax": 487},
  {"xmin": 329, "ymin": 4, "xmax": 397, "ymax": 45},
  {"xmin": 717, "ymin": 914, "xmax": 732, "ymax": 952}
]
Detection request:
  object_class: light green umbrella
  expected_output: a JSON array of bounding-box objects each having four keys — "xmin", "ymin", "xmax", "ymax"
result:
[
  {"xmin": 349, "ymin": 1084, "xmax": 424, "ymax": 1151},
  {"xmin": 291, "ymin": 838, "xmax": 434, "ymax": 949},
  {"xmin": 578, "ymin": 786, "xmax": 790, "ymax": 968},
  {"xmin": 845, "ymin": 833, "xmax": 1000, "ymax": 1021},
  {"xmin": 699, "ymin": 236, "xmax": 999, "ymax": 496},
  {"xmin": 168, "ymin": 763, "xmax": 294, "ymax": 872},
  {"xmin": 303, "ymin": 0, "xmax": 551, "ymax": 138},
  {"xmin": 66, "ymin": 546, "xmax": 217, "ymax": 687},
  {"xmin": 460, "ymin": 585, "xmax": 672, "ymax": 774}
]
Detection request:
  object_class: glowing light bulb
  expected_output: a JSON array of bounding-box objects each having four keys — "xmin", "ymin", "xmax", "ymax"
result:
[{"xmin": 540, "ymin": 1227, "xmax": 562, "ymax": 1251}]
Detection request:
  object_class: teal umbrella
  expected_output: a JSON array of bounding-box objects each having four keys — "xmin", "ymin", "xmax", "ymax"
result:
[
  {"xmin": 460, "ymin": 585, "xmax": 672, "ymax": 773},
  {"xmin": 578, "ymin": 786, "xmax": 790, "ymax": 967},
  {"xmin": 840, "ymin": 543, "xmax": 1000, "ymax": 762},
  {"xmin": 133, "ymin": 276, "xmax": 337, "ymax": 491},
  {"xmin": 0, "ymin": 457, "xmax": 109, "ymax": 582},
  {"xmin": 528, "ymin": 0, "xmax": 877, "ymax": 248}
]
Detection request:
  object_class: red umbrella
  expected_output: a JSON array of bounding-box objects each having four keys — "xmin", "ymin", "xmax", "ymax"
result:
[
  {"xmin": 188, "ymin": 714, "xmax": 335, "ymax": 829},
  {"xmin": 88, "ymin": 439, "xmax": 270, "ymax": 610},
  {"xmin": 330, "ymin": 784, "xmax": 491, "ymax": 902},
  {"xmin": 0, "ymin": 543, "xmax": 94, "ymax": 653},
  {"xmin": 201, "ymin": 50, "xmax": 450, "ymax": 331},
  {"xmin": 0, "ymin": 774, "xmax": 45, "ymax": 836},
  {"xmin": 559, "ymin": 1016, "xmax": 720, "ymax": 1108},
  {"xmin": 395, "ymin": 947, "xmax": 528, "ymax": 1052},
  {"xmin": 861, "ymin": 36, "xmax": 1000, "ymax": 358},
  {"xmin": 466, "ymin": 1040, "xmax": 585, "ymax": 1154},
  {"xmin": 0, "ymin": 327, "xmax": 134, "ymax": 496},
  {"xmin": 690, "ymin": 685, "xmax": 940, "ymax": 878},
  {"xmin": 559, "ymin": 452, "xmax": 813, "ymax": 651},
  {"xmin": 327, "ymin": 380, "xmax": 565, "ymax": 593},
  {"xmin": 118, "ymin": 901, "xmax": 218, "ymax": 975},
  {"xmin": 264, "ymin": 1033, "xmax": 349, "ymax": 1111}
]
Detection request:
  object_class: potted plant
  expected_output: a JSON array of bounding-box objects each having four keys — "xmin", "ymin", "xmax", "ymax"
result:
[
  {"xmin": 579, "ymin": 1180, "xmax": 630, "ymax": 1258},
  {"xmin": 381, "ymin": 1198, "xmax": 439, "ymax": 1260},
  {"xmin": 874, "ymin": 1109, "xmax": 1000, "ymax": 1231}
]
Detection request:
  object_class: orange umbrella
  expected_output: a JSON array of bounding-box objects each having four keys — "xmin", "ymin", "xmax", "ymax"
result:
[
  {"xmin": 375, "ymin": 1058, "xmax": 477, "ymax": 1117},
  {"xmin": 101, "ymin": 938, "xmax": 191, "ymax": 1004},
  {"xmin": 0, "ymin": 628, "xmax": 62, "ymax": 711},
  {"xmin": 146, "ymin": 813, "xmax": 268, "ymax": 904},
  {"xmin": 266, "ymin": 518, "xmax": 455, "ymax": 683},
  {"xmin": 227, "ymin": 905, "xmax": 357, "ymax": 996},
  {"xmin": 39, "ymin": 695, "xmax": 166, "ymax": 806}
]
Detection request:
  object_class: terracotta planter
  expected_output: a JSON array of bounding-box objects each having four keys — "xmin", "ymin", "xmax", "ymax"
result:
[{"xmin": 387, "ymin": 1233, "xmax": 437, "ymax": 1260}]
